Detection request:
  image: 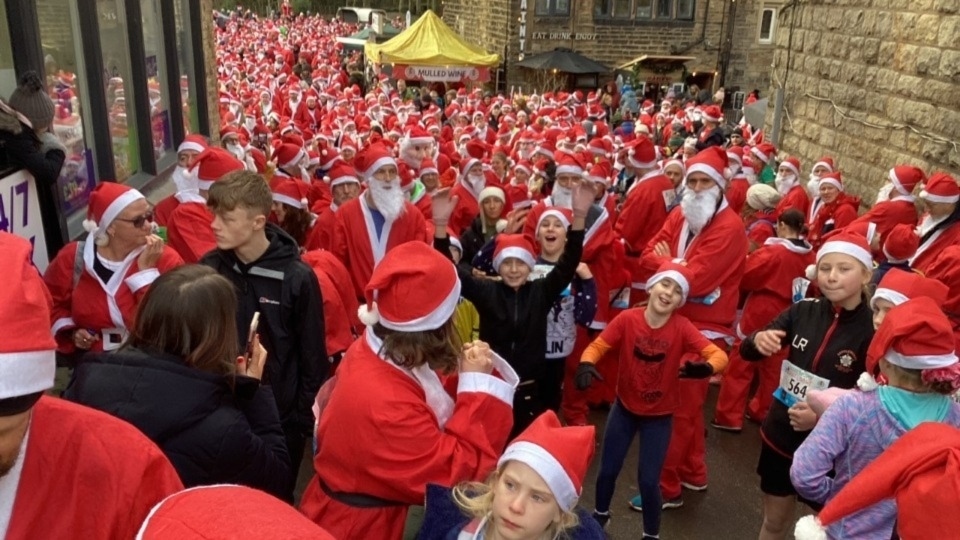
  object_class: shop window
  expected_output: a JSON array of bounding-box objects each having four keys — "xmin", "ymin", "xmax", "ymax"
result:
[
  {"xmin": 595, "ymin": 0, "xmax": 694, "ymax": 21},
  {"xmin": 37, "ymin": 0, "xmax": 97, "ymax": 219},
  {"xmin": 97, "ymin": 0, "xmax": 140, "ymax": 182},
  {"xmin": 759, "ymin": 7, "xmax": 777, "ymax": 44},
  {"xmin": 174, "ymin": 0, "xmax": 197, "ymax": 134},
  {"xmin": 656, "ymin": 0, "xmax": 673, "ymax": 18},
  {"xmin": 535, "ymin": 0, "xmax": 570, "ymax": 16},
  {"xmin": 0, "ymin": 4, "xmax": 15, "ymax": 100},
  {"xmin": 677, "ymin": 0, "xmax": 695, "ymax": 19},
  {"xmin": 141, "ymin": 0, "xmax": 173, "ymax": 163}
]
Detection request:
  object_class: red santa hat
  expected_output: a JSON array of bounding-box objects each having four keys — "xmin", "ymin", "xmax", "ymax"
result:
[
  {"xmin": 795, "ymin": 422, "xmax": 960, "ymax": 540},
  {"xmin": 271, "ymin": 178, "xmax": 310, "ymax": 209},
  {"xmin": 419, "ymin": 158, "xmax": 438, "ymax": 177},
  {"xmin": 625, "ymin": 136, "xmax": 657, "ymax": 169},
  {"xmin": 816, "ymin": 231, "xmax": 874, "ymax": 270},
  {"xmin": 779, "ymin": 156, "xmax": 801, "ymax": 177},
  {"xmin": 537, "ymin": 207, "xmax": 573, "ymax": 230},
  {"xmin": 554, "ymin": 152, "xmax": 585, "ymax": 177},
  {"xmin": 818, "ymin": 171, "xmax": 843, "ymax": 191},
  {"xmin": 750, "ymin": 142, "xmax": 777, "ymax": 164},
  {"xmin": 493, "ymin": 234, "xmax": 536, "ymax": 271},
  {"xmin": 870, "ymin": 267, "xmax": 947, "ymax": 311},
  {"xmin": 136, "ymin": 485, "xmax": 336, "ymax": 539},
  {"xmin": 0, "ymin": 233, "xmax": 57, "ymax": 414},
  {"xmin": 274, "ymin": 143, "xmax": 307, "ymax": 170},
  {"xmin": 662, "ymin": 158, "xmax": 686, "ymax": 177},
  {"xmin": 889, "ymin": 164, "xmax": 925, "ymax": 197},
  {"xmin": 177, "ymin": 134, "xmax": 208, "ymax": 155},
  {"xmin": 497, "ymin": 411, "xmax": 595, "ymax": 513},
  {"xmin": 353, "ymin": 143, "xmax": 396, "ymax": 181},
  {"xmin": 513, "ymin": 159, "xmax": 533, "ymax": 175},
  {"xmin": 403, "ymin": 125, "xmax": 433, "ymax": 147},
  {"xmin": 725, "ymin": 146, "xmax": 743, "ymax": 168},
  {"xmin": 811, "ymin": 156, "xmax": 835, "ymax": 173},
  {"xmin": 685, "ymin": 146, "xmax": 731, "ymax": 189},
  {"xmin": 880, "ymin": 223, "xmax": 919, "ymax": 264},
  {"xmin": 919, "ymin": 172, "xmax": 960, "ymax": 204},
  {"xmin": 700, "ymin": 105, "xmax": 722, "ymax": 123},
  {"xmin": 191, "ymin": 147, "xmax": 245, "ymax": 190},
  {"xmin": 584, "ymin": 161, "xmax": 612, "ymax": 187},
  {"xmin": 645, "ymin": 261, "xmax": 694, "ymax": 305},
  {"xmin": 82, "ymin": 182, "xmax": 146, "ymax": 235},
  {"xmin": 356, "ymin": 241, "xmax": 460, "ymax": 331},
  {"xmin": 867, "ymin": 295, "xmax": 958, "ymax": 373}
]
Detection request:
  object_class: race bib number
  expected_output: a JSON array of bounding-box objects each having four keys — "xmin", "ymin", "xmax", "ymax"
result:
[{"xmin": 773, "ymin": 360, "xmax": 829, "ymax": 407}]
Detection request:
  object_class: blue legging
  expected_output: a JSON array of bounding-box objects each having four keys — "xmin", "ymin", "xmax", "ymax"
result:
[{"xmin": 595, "ymin": 400, "xmax": 673, "ymax": 536}]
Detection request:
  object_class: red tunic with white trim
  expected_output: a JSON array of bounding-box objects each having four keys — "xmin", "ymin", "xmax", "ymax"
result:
[
  {"xmin": 774, "ymin": 184, "xmax": 811, "ymax": 221},
  {"xmin": 847, "ymin": 198, "xmax": 918, "ymax": 240},
  {"xmin": 43, "ymin": 240, "xmax": 183, "ymax": 354},
  {"xmin": 331, "ymin": 196, "xmax": 430, "ymax": 299},
  {"xmin": 737, "ymin": 238, "xmax": 815, "ymax": 339},
  {"xmin": 911, "ymin": 221, "xmax": 960, "ymax": 274},
  {"xmin": 4, "ymin": 397, "xmax": 183, "ymax": 540},
  {"xmin": 165, "ymin": 202, "xmax": 217, "ymax": 263}
]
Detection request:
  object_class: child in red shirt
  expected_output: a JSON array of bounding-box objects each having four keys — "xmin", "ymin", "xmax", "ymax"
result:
[{"xmin": 575, "ymin": 262, "xmax": 728, "ymax": 538}]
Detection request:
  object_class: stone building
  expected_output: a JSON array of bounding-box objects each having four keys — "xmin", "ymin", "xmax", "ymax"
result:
[
  {"xmin": 441, "ymin": 0, "xmax": 779, "ymax": 102},
  {"xmin": 765, "ymin": 0, "xmax": 960, "ymax": 200}
]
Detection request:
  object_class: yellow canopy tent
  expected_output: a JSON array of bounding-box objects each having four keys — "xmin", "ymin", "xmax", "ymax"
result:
[{"xmin": 364, "ymin": 10, "xmax": 500, "ymax": 67}]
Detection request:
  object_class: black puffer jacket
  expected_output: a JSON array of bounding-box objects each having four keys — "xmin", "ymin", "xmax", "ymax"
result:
[{"xmin": 63, "ymin": 347, "xmax": 291, "ymax": 499}]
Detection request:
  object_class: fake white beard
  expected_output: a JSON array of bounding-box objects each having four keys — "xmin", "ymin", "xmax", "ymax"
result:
[
  {"xmin": 369, "ymin": 179, "xmax": 406, "ymax": 221},
  {"xmin": 226, "ymin": 143, "xmax": 245, "ymax": 162},
  {"xmin": 918, "ymin": 213, "xmax": 948, "ymax": 237},
  {"xmin": 806, "ymin": 174, "xmax": 821, "ymax": 198},
  {"xmin": 681, "ymin": 185, "xmax": 721, "ymax": 234},
  {"xmin": 171, "ymin": 165, "xmax": 198, "ymax": 194},
  {"xmin": 300, "ymin": 166, "xmax": 312, "ymax": 183},
  {"xmin": 244, "ymin": 119, "xmax": 256, "ymax": 131},
  {"xmin": 552, "ymin": 184, "xmax": 573, "ymax": 208},
  {"xmin": 875, "ymin": 182, "xmax": 894, "ymax": 204},
  {"xmin": 744, "ymin": 170, "xmax": 758, "ymax": 185},
  {"xmin": 775, "ymin": 173, "xmax": 797, "ymax": 195},
  {"xmin": 467, "ymin": 173, "xmax": 486, "ymax": 195}
]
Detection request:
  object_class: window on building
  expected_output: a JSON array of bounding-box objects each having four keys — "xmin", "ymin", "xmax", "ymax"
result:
[
  {"xmin": 140, "ymin": 0, "xmax": 174, "ymax": 163},
  {"xmin": 98, "ymin": 0, "xmax": 140, "ymax": 182},
  {"xmin": 174, "ymin": 0, "xmax": 197, "ymax": 134},
  {"xmin": 595, "ymin": 0, "xmax": 694, "ymax": 21},
  {"xmin": 759, "ymin": 7, "xmax": 777, "ymax": 44},
  {"xmin": 0, "ymin": 5, "xmax": 15, "ymax": 99},
  {"xmin": 535, "ymin": 0, "xmax": 570, "ymax": 16}
]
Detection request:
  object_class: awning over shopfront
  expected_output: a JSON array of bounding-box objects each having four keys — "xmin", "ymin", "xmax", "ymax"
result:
[
  {"xmin": 516, "ymin": 48, "xmax": 609, "ymax": 74},
  {"xmin": 616, "ymin": 54, "xmax": 696, "ymax": 71},
  {"xmin": 364, "ymin": 10, "xmax": 500, "ymax": 67}
]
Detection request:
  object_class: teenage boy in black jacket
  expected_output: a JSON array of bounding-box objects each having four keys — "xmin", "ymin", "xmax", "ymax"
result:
[{"xmin": 200, "ymin": 170, "xmax": 327, "ymax": 500}]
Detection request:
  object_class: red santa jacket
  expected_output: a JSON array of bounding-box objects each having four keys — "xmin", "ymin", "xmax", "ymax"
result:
[
  {"xmin": 911, "ymin": 219, "xmax": 960, "ymax": 274},
  {"xmin": 640, "ymin": 199, "xmax": 748, "ymax": 337},
  {"xmin": 153, "ymin": 194, "xmax": 179, "ymax": 227},
  {"xmin": 737, "ymin": 238, "xmax": 815, "ymax": 339},
  {"xmin": 807, "ymin": 194, "xmax": 860, "ymax": 249},
  {"xmin": 745, "ymin": 210, "xmax": 777, "ymax": 250},
  {"xmin": 44, "ymin": 240, "xmax": 183, "ymax": 354},
  {"xmin": 5, "ymin": 397, "xmax": 183, "ymax": 539},
  {"xmin": 847, "ymin": 197, "xmax": 918, "ymax": 240},
  {"xmin": 726, "ymin": 177, "xmax": 749, "ymax": 215},
  {"xmin": 302, "ymin": 250, "xmax": 359, "ymax": 358},
  {"xmin": 774, "ymin": 184, "xmax": 811, "ymax": 221},
  {"xmin": 300, "ymin": 332, "xmax": 515, "ymax": 540},
  {"xmin": 331, "ymin": 195, "xmax": 430, "ymax": 299},
  {"xmin": 166, "ymin": 202, "xmax": 217, "ymax": 263},
  {"xmin": 295, "ymin": 103, "xmax": 324, "ymax": 133},
  {"xmin": 616, "ymin": 172, "xmax": 675, "ymax": 254},
  {"xmin": 448, "ymin": 178, "xmax": 493, "ymax": 236}
]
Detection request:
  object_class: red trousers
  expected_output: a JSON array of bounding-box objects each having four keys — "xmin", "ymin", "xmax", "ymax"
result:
[
  {"xmin": 659, "ymin": 378, "xmax": 710, "ymax": 499},
  {"xmin": 561, "ymin": 326, "xmax": 618, "ymax": 425},
  {"xmin": 713, "ymin": 342, "xmax": 783, "ymax": 429}
]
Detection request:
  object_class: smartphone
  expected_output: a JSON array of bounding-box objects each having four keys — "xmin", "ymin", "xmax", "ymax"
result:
[{"xmin": 245, "ymin": 312, "xmax": 261, "ymax": 360}]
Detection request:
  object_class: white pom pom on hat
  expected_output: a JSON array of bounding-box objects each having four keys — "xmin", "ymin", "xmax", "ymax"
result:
[
  {"xmin": 357, "ymin": 303, "xmax": 380, "ymax": 326},
  {"xmin": 794, "ymin": 515, "xmax": 827, "ymax": 540}
]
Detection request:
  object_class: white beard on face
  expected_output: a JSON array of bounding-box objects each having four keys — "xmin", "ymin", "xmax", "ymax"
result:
[
  {"xmin": 681, "ymin": 185, "xmax": 721, "ymax": 234},
  {"xmin": 744, "ymin": 170, "xmax": 758, "ymax": 185},
  {"xmin": 775, "ymin": 173, "xmax": 796, "ymax": 195},
  {"xmin": 369, "ymin": 178, "xmax": 406, "ymax": 221},
  {"xmin": 467, "ymin": 173, "xmax": 485, "ymax": 195},
  {"xmin": 875, "ymin": 182, "xmax": 893, "ymax": 204},
  {"xmin": 172, "ymin": 165, "xmax": 198, "ymax": 194},
  {"xmin": 806, "ymin": 174, "xmax": 821, "ymax": 199},
  {"xmin": 552, "ymin": 185, "xmax": 573, "ymax": 208}
]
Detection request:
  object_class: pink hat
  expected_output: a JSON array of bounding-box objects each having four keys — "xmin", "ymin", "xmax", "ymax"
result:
[
  {"xmin": 274, "ymin": 143, "xmax": 307, "ymax": 170},
  {"xmin": 871, "ymin": 267, "xmax": 947, "ymax": 310},
  {"xmin": 497, "ymin": 411, "xmax": 595, "ymax": 512},
  {"xmin": 890, "ymin": 165, "xmax": 926, "ymax": 196},
  {"xmin": 866, "ymin": 296, "xmax": 958, "ymax": 371},
  {"xmin": 271, "ymin": 178, "xmax": 310, "ymax": 209},
  {"xmin": 920, "ymin": 172, "xmax": 960, "ymax": 204},
  {"xmin": 82, "ymin": 182, "xmax": 146, "ymax": 234},
  {"xmin": 177, "ymin": 134, "xmax": 208, "ymax": 155},
  {"xmin": 537, "ymin": 206, "xmax": 573, "ymax": 230},
  {"xmin": 0, "ymin": 233, "xmax": 56, "ymax": 411},
  {"xmin": 816, "ymin": 231, "xmax": 873, "ymax": 269},
  {"xmin": 881, "ymin": 224, "xmax": 920, "ymax": 264},
  {"xmin": 646, "ymin": 261, "xmax": 694, "ymax": 305},
  {"xmin": 493, "ymin": 234, "xmax": 536, "ymax": 270},
  {"xmin": 353, "ymin": 143, "xmax": 396, "ymax": 180},
  {"xmin": 779, "ymin": 156, "xmax": 801, "ymax": 177},
  {"xmin": 685, "ymin": 146, "xmax": 731, "ymax": 189},
  {"xmin": 191, "ymin": 147, "xmax": 245, "ymax": 190},
  {"xmin": 819, "ymin": 171, "xmax": 843, "ymax": 191},
  {"xmin": 356, "ymin": 241, "xmax": 460, "ymax": 332}
]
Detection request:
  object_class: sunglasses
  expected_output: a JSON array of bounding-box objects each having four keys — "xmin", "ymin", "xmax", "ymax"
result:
[{"xmin": 115, "ymin": 211, "xmax": 155, "ymax": 228}]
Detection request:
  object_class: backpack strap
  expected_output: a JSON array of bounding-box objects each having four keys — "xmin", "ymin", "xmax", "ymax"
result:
[{"xmin": 73, "ymin": 240, "xmax": 85, "ymax": 289}]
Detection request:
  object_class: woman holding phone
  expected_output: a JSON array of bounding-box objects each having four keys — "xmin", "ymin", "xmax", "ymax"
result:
[{"xmin": 64, "ymin": 265, "xmax": 291, "ymax": 498}]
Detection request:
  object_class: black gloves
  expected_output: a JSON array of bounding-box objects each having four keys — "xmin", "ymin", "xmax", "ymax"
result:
[
  {"xmin": 575, "ymin": 363, "xmax": 604, "ymax": 390},
  {"xmin": 679, "ymin": 361, "xmax": 714, "ymax": 379}
]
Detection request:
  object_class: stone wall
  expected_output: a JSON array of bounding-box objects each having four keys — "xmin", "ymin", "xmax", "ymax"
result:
[
  {"xmin": 440, "ymin": 0, "xmax": 512, "ymax": 88},
  {"xmin": 766, "ymin": 0, "xmax": 960, "ymax": 202}
]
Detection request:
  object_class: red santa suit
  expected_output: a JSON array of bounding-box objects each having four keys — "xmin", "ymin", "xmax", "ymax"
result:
[
  {"xmin": 166, "ymin": 202, "xmax": 217, "ymax": 263},
  {"xmin": 449, "ymin": 176, "xmax": 494, "ymax": 235},
  {"xmin": 4, "ymin": 397, "xmax": 183, "ymax": 539},
  {"xmin": 615, "ymin": 171, "xmax": 677, "ymax": 303},
  {"xmin": 302, "ymin": 250, "xmax": 360, "ymax": 362},
  {"xmin": 331, "ymin": 195, "xmax": 430, "ymax": 299},
  {"xmin": 847, "ymin": 197, "xmax": 918, "ymax": 240},
  {"xmin": 44, "ymin": 239, "xmax": 182, "ymax": 354},
  {"xmin": 714, "ymin": 238, "xmax": 814, "ymax": 429},
  {"xmin": 295, "ymin": 103, "xmax": 324, "ymax": 133},
  {"xmin": 725, "ymin": 176, "xmax": 749, "ymax": 215},
  {"xmin": 807, "ymin": 194, "xmax": 860, "ymax": 249},
  {"xmin": 911, "ymin": 218, "xmax": 960, "ymax": 274},
  {"xmin": 153, "ymin": 195, "xmax": 179, "ymax": 227},
  {"xmin": 774, "ymin": 184, "xmax": 810, "ymax": 221}
]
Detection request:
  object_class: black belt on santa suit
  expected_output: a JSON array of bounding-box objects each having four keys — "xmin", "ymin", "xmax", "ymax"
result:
[{"xmin": 319, "ymin": 477, "xmax": 407, "ymax": 508}]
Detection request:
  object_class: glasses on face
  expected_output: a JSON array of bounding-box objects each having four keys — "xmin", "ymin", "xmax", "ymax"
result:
[{"xmin": 115, "ymin": 210, "xmax": 155, "ymax": 229}]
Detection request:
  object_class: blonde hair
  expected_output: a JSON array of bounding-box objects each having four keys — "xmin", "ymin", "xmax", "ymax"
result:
[{"xmin": 452, "ymin": 465, "xmax": 579, "ymax": 539}]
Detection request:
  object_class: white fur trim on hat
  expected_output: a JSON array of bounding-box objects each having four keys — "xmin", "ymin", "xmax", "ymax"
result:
[
  {"xmin": 884, "ymin": 348, "xmax": 958, "ymax": 370},
  {"xmin": 750, "ymin": 147, "xmax": 770, "ymax": 163},
  {"xmin": 178, "ymin": 141, "xmax": 206, "ymax": 154},
  {"xmin": 329, "ymin": 174, "xmax": 360, "ymax": 188},
  {"xmin": 361, "ymin": 279, "xmax": 462, "ymax": 333},
  {"xmin": 686, "ymin": 162, "xmax": 727, "ymax": 189},
  {"xmin": 362, "ymin": 156, "xmax": 397, "ymax": 180},
  {"xmin": 498, "ymin": 441, "xmax": 578, "ymax": 512},
  {"xmin": 0, "ymin": 349, "xmax": 56, "ymax": 400},
  {"xmin": 646, "ymin": 269, "xmax": 690, "ymax": 305},
  {"xmin": 857, "ymin": 371, "xmax": 880, "ymax": 392},
  {"xmin": 479, "ymin": 186, "xmax": 506, "ymax": 203},
  {"xmin": 449, "ymin": 236, "xmax": 463, "ymax": 252},
  {"xmin": 419, "ymin": 167, "xmax": 439, "ymax": 177},
  {"xmin": 280, "ymin": 148, "xmax": 306, "ymax": 170},
  {"xmin": 781, "ymin": 161, "xmax": 800, "ymax": 178},
  {"xmin": 889, "ymin": 167, "xmax": 912, "ymax": 197},
  {"xmin": 272, "ymin": 193, "xmax": 306, "ymax": 209},
  {"xmin": 794, "ymin": 515, "xmax": 827, "ymax": 540},
  {"xmin": 537, "ymin": 209, "xmax": 571, "ymax": 230},
  {"xmin": 819, "ymin": 176, "xmax": 842, "ymax": 191},
  {"xmin": 870, "ymin": 287, "xmax": 909, "ymax": 310},
  {"xmin": 812, "ymin": 160, "xmax": 834, "ymax": 173},
  {"xmin": 493, "ymin": 246, "xmax": 536, "ymax": 271},
  {"xmin": 554, "ymin": 164, "xmax": 583, "ymax": 176},
  {"xmin": 919, "ymin": 189, "xmax": 960, "ymax": 204},
  {"xmin": 817, "ymin": 240, "xmax": 873, "ymax": 270},
  {"xmin": 628, "ymin": 155, "xmax": 657, "ymax": 170},
  {"xmin": 96, "ymin": 189, "xmax": 145, "ymax": 236}
]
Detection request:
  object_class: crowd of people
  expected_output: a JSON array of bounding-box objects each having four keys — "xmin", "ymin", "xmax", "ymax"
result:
[{"xmin": 1, "ymin": 7, "xmax": 960, "ymax": 540}]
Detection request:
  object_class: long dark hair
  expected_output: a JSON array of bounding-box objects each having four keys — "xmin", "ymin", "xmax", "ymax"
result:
[
  {"xmin": 127, "ymin": 265, "xmax": 238, "ymax": 377},
  {"xmin": 278, "ymin": 203, "xmax": 313, "ymax": 246},
  {"xmin": 372, "ymin": 317, "xmax": 462, "ymax": 374}
]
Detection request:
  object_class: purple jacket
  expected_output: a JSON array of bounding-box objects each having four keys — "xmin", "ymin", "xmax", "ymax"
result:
[{"xmin": 790, "ymin": 390, "xmax": 960, "ymax": 539}]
